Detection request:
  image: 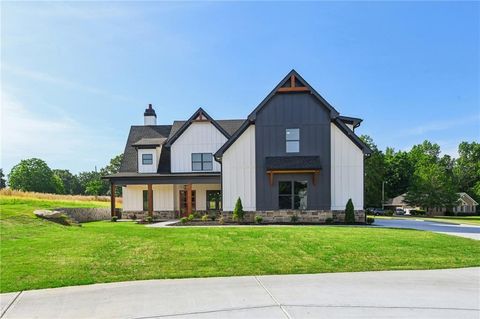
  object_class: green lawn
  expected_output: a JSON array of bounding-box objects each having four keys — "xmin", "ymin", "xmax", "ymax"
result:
[
  {"xmin": 1, "ymin": 196, "xmax": 480, "ymax": 293},
  {"xmin": 373, "ymin": 215, "xmax": 480, "ymax": 226}
]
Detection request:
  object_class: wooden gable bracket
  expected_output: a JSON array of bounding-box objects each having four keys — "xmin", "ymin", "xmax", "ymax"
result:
[
  {"xmin": 193, "ymin": 109, "xmax": 209, "ymax": 122},
  {"xmin": 277, "ymin": 74, "xmax": 310, "ymax": 93},
  {"xmin": 267, "ymin": 169, "xmax": 320, "ymax": 186}
]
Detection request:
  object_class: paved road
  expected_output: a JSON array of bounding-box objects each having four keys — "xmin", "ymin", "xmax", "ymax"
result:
[
  {"xmin": 1, "ymin": 268, "xmax": 479, "ymax": 319},
  {"xmin": 374, "ymin": 218, "xmax": 480, "ymax": 240}
]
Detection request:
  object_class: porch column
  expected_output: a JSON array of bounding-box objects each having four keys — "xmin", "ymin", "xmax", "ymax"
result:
[
  {"xmin": 110, "ymin": 183, "xmax": 116, "ymax": 217},
  {"xmin": 147, "ymin": 184, "xmax": 153, "ymax": 217},
  {"xmin": 186, "ymin": 183, "xmax": 192, "ymax": 215}
]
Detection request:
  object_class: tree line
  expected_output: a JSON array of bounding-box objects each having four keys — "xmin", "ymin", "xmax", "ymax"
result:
[
  {"xmin": 361, "ymin": 137, "xmax": 479, "ymax": 212},
  {"xmin": 0, "ymin": 154, "xmax": 123, "ymax": 196}
]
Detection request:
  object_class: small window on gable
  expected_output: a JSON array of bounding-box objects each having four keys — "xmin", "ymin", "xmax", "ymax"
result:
[
  {"xmin": 286, "ymin": 128, "xmax": 300, "ymax": 153},
  {"xmin": 142, "ymin": 154, "xmax": 153, "ymax": 165}
]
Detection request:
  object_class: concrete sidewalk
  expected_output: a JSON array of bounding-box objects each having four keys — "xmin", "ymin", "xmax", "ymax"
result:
[{"xmin": 1, "ymin": 267, "xmax": 479, "ymax": 318}]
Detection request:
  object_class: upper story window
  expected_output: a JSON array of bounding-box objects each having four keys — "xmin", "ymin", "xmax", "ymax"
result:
[
  {"xmin": 142, "ymin": 153, "xmax": 153, "ymax": 165},
  {"xmin": 286, "ymin": 128, "xmax": 300, "ymax": 153},
  {"xmin": 192, "ymin": 153, "xmax": 213, "ymax": 171}
]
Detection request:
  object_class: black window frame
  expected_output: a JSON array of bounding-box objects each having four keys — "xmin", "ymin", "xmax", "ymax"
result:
[
  {"xmin": 191, "ymin": 153, "xmax": 213, "ymax": 171},
  {"xmin": 142, "ymin": 153, "xmax": 153, "ymax": 165},
  {"xmin": 286, "ymin": 128, "xmax": 300, "ymax": 153},
  {"xmin": 142, "ymin": 190, "xmax": 148, "ymax": 211},
  {"xmin": 278, "ymin": 180, "xmax": 308, "ymax": 210}
]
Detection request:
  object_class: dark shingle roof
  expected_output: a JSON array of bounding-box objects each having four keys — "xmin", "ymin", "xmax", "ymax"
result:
[
  {"xmin": 119, "ymin": 125, "xmax": 171, "ymax": 173},
  {"xmin": 265, "ymin": 156, "xmax": 322, "ymax": 170},
  {"xmin": 132, "ymin": 138, "xmax": 167, "ymax": 147},
  {"xmin": 169, "ymin": 119, "xmax": 245, "ymax": 139}
]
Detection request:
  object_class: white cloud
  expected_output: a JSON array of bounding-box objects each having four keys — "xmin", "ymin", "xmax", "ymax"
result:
[
  {"xmin": 1, "ymin": 91, "xmax": 122, "ymax": 173},
  {"xmin": 398, "ymin": 114, "xmax": 480, "ymax": 137},
  {"xmin": 2, "ymin": 64, "xmax": 134, "ymax": 102}
]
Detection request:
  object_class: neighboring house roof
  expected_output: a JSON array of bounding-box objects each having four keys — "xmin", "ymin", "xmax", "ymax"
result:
[
  {"xmin": 119, "ymin": 125, "xmax": 172, "ymax": 173},
  {"xmin": 385, "ymin": 192, "xmax": 478, "ymax": 207},
  {"xmin": 265, "ymin": 156, "xmax": 322, "ymax": 170},
  {"xmin": 131, "ymin": 138, "xmax": 166, "ymax": 147},
  {"xmin": 165, "ymin": 108, "xmax": 241, "ymax": 146},
  {"xmin": 215, "ymin": 69, "xmax": 372, "ymax": 159}
]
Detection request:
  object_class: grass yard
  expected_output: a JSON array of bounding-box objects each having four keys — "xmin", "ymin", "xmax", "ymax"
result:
[
  {"xmin": 1, "ymin": 196, "xmax": 480, "ymax": 293},
  {"xmin": 374, "ymin": 215, "xmax": 480, "ymax": 226}
]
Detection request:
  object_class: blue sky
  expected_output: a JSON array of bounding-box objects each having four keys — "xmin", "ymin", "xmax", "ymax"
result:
[{"xmin": 1, "ymin": 1, "xmax": 479, "ymax": 174}]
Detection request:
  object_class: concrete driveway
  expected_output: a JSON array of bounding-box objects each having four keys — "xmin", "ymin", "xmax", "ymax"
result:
[
  {"xmin": 374, "ymin": 218, "xmax": 480, "ymax": 240},
  {"xmin": 1, "ymin": 268, "xmax": 479, "ymax": 319}
]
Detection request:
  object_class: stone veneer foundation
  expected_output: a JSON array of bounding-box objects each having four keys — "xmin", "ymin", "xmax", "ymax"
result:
[{"xmin": 121, "ymin": 210, "xmax": 365, "ymax": 223}]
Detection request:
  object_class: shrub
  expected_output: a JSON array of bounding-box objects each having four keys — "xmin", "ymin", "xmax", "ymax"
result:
[
  {"xmin": 385, "ymin": 210, "xmax": 394, "ymax": 216},
  {"xmin": 187, "ymin": 214, "xmax": 194, "ymax": 221},
  {"xmin": 254, "ymin": 215, "xmax": 263, "ymax": 224},
  {"xmin": 193, "ymin": 211, "xmax": 201, "ymax": 218},
  {"xmin": 366, "ymin": 216, "xmax": 375, "ymax": 225},
  {"xmin": 180, "ymin": 217, "xmax": 187, "ymax": 224},
  {"xmin": 209, "ymin": 213, "xmax": 216, "ymax": 221},
  {"xmin": 146, "ymin": 216, "xmax": 153, "ymax": 223},
  {"xmin": 410, "ymin": 210, "xmax": 426, "ymax": 216},
  {"xmin": 111, "ymin": 216, "xmax": 118, "ymax": 222},
  {"xmin": 291, "ymin": 214, "xmax": 299, "ymax": 223},
  {"xmin": 325, "ymin": 217, "xmax": 333, "ymax": 224},
  {"xmin": 233, "ymin": 197, "xmax": 244, "ymax": 222},
  {"xmin": 201, "ymin": 214, "xmax": 209, "ymax": 222},
  {"xmin": 345, "ymin": 198, "xmax": 355, "ymax": 224},
  {"xmin": 131, "ymin": 213, "xmax": 137, "ymax": 220},
  {"xmin": 218, "ymin": 216, "xmax": 225, "ymax": 225},
  {"xmin": 444, "ymin": 211, "xmax": 455, "ymax": 216}
]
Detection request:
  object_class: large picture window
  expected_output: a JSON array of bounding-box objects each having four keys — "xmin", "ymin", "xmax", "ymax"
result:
[
  {"xmin": 192, "ymin": 153, "xmax": 213, "ymax": 171},
  {"xmin": 142, "ymin": 153, "xmax": 153, "ymax": 165},
  {"xmin": 286, "ymin": 128, "xmax": 300, "ymax": 153},
  {"xmin": 278, "ymin": 181, "xmax": 307, "ymax": 209}
]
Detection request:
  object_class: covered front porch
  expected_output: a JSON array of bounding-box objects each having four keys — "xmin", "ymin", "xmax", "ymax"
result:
[{"xmin": 107, "ymin": 173, "xmax": 222, "ymax": 219}]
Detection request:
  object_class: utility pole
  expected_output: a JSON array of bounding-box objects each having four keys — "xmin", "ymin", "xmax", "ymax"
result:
[{"xmin": 382, "ymin": 181, "xmax": 385, "ymax": 210}]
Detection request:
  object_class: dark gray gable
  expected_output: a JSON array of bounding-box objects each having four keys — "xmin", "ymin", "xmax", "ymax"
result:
[
  {"xmin": 119, "ymin": 125, "xmax": 172, "ymax": 173},
  {"xmin": 165, "ymin": 108, "xmax": 231, "ymax": 147},
  {"xmin": 216, "ymin": 69, "xmax": 372, "ymax": 159}
]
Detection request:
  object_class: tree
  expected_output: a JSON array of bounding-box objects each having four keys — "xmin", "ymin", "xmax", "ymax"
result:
[
  {"xmin": 404, "ymin": 162, "xmax": 458, "ymax": 215},
  {"xmin": 344, "ymin": 198, "xmax": 355, "ymax": 224},
  {"xmin": 8, "ymin": 158, "xmax": 58, "ymax": 193},
  {"xmin": 384, "ymin": 148, "xmax": 414, "ymax": 198},
  {"xmin": 361, "ymin": 135, "xmax": 385, "ymax": 207},
  {"xmin": 99, "ymin": 154, "xmax": 123, "ymax": 196},
  {"xmin": 454, "ymin": 142, "xmax": 480, "ymax": 203},
  {"xmin": 77, "ymin": 171, "xmax": 103, "ymax": 195},
  {"xmin": 85, "ymin": 179, "xmax": 103, "ymax": 197},
  {"xmin": 0, "ymin": 169, "xmax": 6, "ymax": 189},
  {"xmin": 233, "ymin": 197, "xmax": 244, "ymax": 222},
  {"xmin": 53, "ymin": 169, "xmax": 80, "ymax": 194}
]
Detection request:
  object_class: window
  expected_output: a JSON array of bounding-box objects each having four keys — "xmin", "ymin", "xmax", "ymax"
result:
[
  {"xmin": 286, "ymin": 128, "xmax": 300, "ymax": 153},
  {"xmin": 206, "ymin": 190, "xmax": 222, "ymax": 210},
  {"xmin": 278, "ymin": 181, "xmax": 307, "ymax": 209},
  {"xmin": 192, "ymin": 153, "xmax": 213, "ymax": 171},
  {"xmin": 142, "ymin": 153, "xmax": 153, "ymax": 165},
  {"xmin": 142, "ymin": 190, "xmax": 148, "ymax": 211}
]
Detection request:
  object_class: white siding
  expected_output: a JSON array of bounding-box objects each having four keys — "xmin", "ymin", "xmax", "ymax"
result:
[
  {"xmin": 137, "ymin": 148, "xmax": 160, "ymax": 173},
  {"xmin": 222, "ymin": 125, "xmax": 256, "ymax": 211},
  {"xmin": 331, "ymin": 123, "xmax": 364, "ymax": 210},
  {"xmin": 171, "ymin": 122, "xmax": 227, "ymax": 173},
  {"xmin": 122, "ymin": 185, "xmax": 174, "ymax": 212}
]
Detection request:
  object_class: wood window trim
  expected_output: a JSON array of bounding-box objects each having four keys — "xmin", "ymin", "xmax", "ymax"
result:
[{"xmin": 267, "ymin": 170, "xmax": 320, "ymax": 186}]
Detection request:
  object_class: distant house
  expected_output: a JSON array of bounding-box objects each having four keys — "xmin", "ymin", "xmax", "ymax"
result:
[
  {"xmin": 104, "ymin": 70, "xmax": 372, "ymax": 223},
  {"xmin": 384, "ymin": 192, "xmax": 478, "ymax": 215}
]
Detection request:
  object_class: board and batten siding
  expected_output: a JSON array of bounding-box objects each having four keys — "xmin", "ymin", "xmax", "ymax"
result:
[
  {"xmin": 137, "ymin": 148, "xmax": 161, "ymax": 173},
  {"xmin": 330, "ymin": 123, "xmax": 364, "ymax": 210},
  {"xmin": 122, "ymin": 185, "xmax": 174, "ymax": 211},
  {"xmin": 222, "ymin": 125, "xmax": 256, "ymax": 211},
  {"xmin": 171, "ymin": 122, "xmax": 227, "ymax": 173}
]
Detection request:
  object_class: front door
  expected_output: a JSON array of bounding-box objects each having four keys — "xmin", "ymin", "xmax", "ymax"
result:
[{"xmin": 179, "ymin": 190, "xmax": 196, "ymax": 217}]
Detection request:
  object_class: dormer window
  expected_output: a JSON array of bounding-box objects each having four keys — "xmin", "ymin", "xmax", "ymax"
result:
[
  {"xmin": 142, "ymin": 154, "xmax": 153, "ymax": 165},
  {"xmin": 192, "ymin": 153, "xmax": 213, "ymax": 171}
]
